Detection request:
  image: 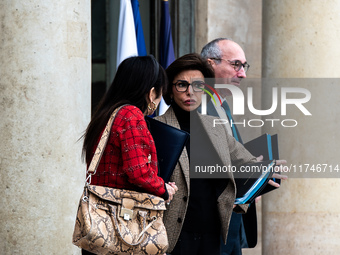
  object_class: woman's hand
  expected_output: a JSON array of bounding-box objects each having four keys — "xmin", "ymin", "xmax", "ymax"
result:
[{"xmin": 165, "ymin": 182, "xmax": 178, "ymax": 204}]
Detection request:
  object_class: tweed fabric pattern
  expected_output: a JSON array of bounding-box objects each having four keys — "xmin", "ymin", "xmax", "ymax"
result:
[
  {"xmin": 155, "ymin": 107, "xmax": 256, "ymax": 252},
  {"xmin": 89, "ymin": 105, "xmax": 166, "ymax": 197}
]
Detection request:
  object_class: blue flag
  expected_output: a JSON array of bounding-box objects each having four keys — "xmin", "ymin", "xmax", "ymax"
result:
[
  {"xmin": 131, "ymin": 0, "xmax": 147, "ymax": 56},
  {"xmin": 158, "ymin": 0, "xmax": 175, "ymax": 115},
  {"xmin": 159, "ymin": 0, "xmax": 175, "ymax": 69}
]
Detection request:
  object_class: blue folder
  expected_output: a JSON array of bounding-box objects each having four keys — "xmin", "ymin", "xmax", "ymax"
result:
[
  {"xmin": 243, "ymin": 133, "xmax": 280, "ymax": 195},
  {"xmin": 234, "ymin": 160, "xmax": 276, "ymax": 204}
]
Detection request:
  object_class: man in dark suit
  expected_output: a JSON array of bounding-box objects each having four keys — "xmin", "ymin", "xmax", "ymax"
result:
[{"xmin": 201, "ymin": 38, "xmax": 261, "ymax": 255}]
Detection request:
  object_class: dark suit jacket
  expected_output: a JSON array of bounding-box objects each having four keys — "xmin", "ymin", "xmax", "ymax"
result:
[
  {"xmin": 155, "ymin": 106, "xmax": 256, "ymax": 252},
  {"xmin": 206, "ymin": 99, "xmax": 258, "ymax": 248}
]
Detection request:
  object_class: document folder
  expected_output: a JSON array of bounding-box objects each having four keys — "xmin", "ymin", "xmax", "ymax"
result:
[
  {"xmin": 234, "ymin": 160, "xmax": 276, "ymax": 204},
  {"xmin": 145, "ymin": 117, "xmax": 189, "ymax": 183},
  {"xmin": 244, "ymin": 133, "xmax": 280, "ymax": 195}
]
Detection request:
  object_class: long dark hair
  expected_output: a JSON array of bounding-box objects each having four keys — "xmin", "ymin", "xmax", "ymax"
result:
[
  {"xmin": 82, "ymin": 55, "xmax": 167, "ymax": 163},
  {"xmin": 163, "ymin": 53, "xmax": 215, "ymax": 105}
]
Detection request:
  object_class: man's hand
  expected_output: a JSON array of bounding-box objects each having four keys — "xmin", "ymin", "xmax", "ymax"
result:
[
  {"xmin": 268, "ymin": 159, "xmax": 288, "ymax": 187},
  {"xmin": 256, "ymin": 155, "xmax": 263, "ymax": 162},
  {"xmin": 256, "ymin": 155, "xmax": 288, "ymax": 188}
]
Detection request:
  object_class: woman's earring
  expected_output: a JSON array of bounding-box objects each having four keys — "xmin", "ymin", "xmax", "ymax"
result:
[{"xmin": 148, "ymin": 101, "xmax": 157, "ymax": 111}]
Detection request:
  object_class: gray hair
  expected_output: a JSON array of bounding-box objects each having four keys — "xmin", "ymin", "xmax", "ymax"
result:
[{"xmin": 200, "ymin": 37, "xmax": 233, "ymax": 64}]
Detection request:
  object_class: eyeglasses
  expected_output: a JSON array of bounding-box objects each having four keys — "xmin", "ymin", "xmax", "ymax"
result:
[
  {"xmin": 172, "ymin": 80, "xmax": 205, "ymax": 92},
  {"xmin": 211, "ymin": 58, "xmax": 250, "ymax": 73}
]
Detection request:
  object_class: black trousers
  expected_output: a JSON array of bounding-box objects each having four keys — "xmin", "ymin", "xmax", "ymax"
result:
[
  {"xmin": 171, "ymin": 230, "xmax": 220, "ymax": 255},
  {"xmin": 220, "ymin": 212, "xmax": 242, "ymax": 255}
]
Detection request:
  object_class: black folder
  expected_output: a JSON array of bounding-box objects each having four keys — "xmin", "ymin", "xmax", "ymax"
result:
[
  {"xmin": 244, "ymin": 133, "xmax": 279, "ymax": 161},
  {"xmin": 234, "ymin": 160, "xmax": 276, "ymax": 204},
  {"xmin": 145, "ymin": 117, "xmax": 189, "ymax": 183},
  {"xmin": 244, "ymin": 133, "xmax": 280, "ymax": 195}
]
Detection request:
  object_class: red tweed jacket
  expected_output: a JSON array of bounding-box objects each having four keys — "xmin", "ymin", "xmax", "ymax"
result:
[{"xmin": 89, "ymin": 105, "xmax": 167, "ymax": 198}]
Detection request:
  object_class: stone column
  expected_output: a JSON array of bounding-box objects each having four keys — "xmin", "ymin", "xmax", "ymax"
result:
[
  {"xmin": 262, "ymin": 1, "xmax": 340, "ymax": 254},
  {"xmin": 0, "ymin": 1, "xmax": 91, "ymax": 254}
]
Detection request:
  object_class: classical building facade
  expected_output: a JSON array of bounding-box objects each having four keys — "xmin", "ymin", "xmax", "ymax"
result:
[{"xmin": 1, "ymin": 1, "xmax": 340, "ymax": 254}]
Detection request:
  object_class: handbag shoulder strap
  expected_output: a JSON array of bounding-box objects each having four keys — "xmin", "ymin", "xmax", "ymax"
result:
[{"xmin": 87, "ymin": 105, "xmax": 125, "ymax": 175}]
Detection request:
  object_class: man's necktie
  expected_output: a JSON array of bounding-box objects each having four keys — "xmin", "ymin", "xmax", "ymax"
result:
[{"xmin": 222, "ymin": 101, "xmax": 240, "ymax": 142}]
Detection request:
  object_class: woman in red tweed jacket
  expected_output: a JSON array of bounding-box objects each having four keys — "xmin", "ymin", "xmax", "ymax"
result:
[{"xmin": 82, "ymin": 56, "xmax": 177, "ymax": 207}]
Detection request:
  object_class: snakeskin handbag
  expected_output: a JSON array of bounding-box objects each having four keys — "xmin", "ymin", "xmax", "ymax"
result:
[{"xmin": 72, "ymin": 106, "xmax": 169, "ymax": 255}]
